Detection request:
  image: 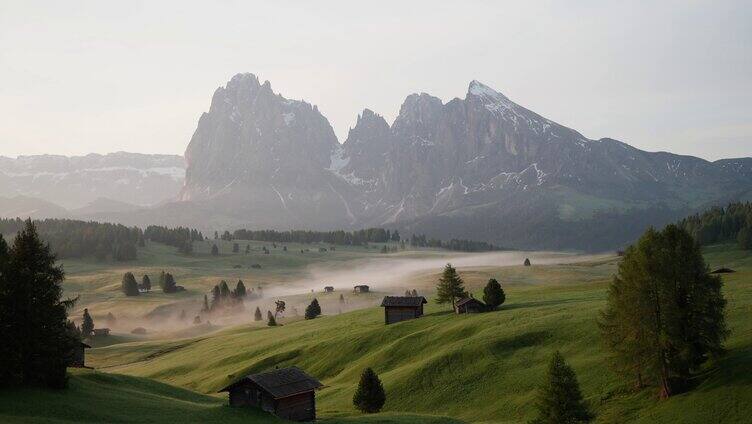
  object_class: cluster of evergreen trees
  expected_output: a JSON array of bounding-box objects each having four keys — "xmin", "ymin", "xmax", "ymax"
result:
[
  {"xmin": 409, "ymin": 234, "xmax": 501, "ymax": 252},
  {"xmin": 678, "ymin": 202, "xmax": 752, "ymax": 249},
  {"xmin": 0, "ymin": 219, "xmax": 80, "ymax": 389},
  {"xmin": 304, "ymin": 298, "xmax": 322, "ymax": 319},
  {"xmin": 202, "ymin": 280, "xmax": 250, "ymax": 312},
  {"xmin": 229, "ymin": 228, "xmax": 401, "ymax": 245},
  {"xmin": 0, "ymin": 218, "xmax": 142, "ymax": 261},
  {"xmin": 144, "ymin": 225, "xmax": 204, "ymax": 254}
]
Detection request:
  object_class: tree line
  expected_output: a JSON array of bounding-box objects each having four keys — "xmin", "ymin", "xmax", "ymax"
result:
[
  {"xmin": 678, "ymin": 201, "xmax": 752, "ymax": 250},
  {"xmin": 228, "ymin": 228, "xmax": 401, "ymax": 245},
  {"xmin": 409, "ymin": 234, "xmax": 501, "ymax": 252},
  {"xmin": 0, "ymin": 217, "xmax": 142, "ymax": 261},
  {"xmin": 144, "ymin": 225, "xmax": 205, "ymax": 254}
]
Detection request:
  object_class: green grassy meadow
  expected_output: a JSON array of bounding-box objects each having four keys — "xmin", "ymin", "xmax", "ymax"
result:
[{"xmin": 2, "ymin": 241, "xmax": 750, "ymax": 423}]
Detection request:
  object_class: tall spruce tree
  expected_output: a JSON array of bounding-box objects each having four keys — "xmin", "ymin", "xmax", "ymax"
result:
[
  {"xmin": 0, "ymin": 219, "xmax": 79, "ymax": 388},
  {"xmin": 211, "ymin": 244, "xmax": 219, "ymax": 256},
  {"xmin": 435, "ymin": 263, "xmax": 467, "ymax": 310},
  {"xmin": 81, "ymin": 308, "xmax": 94, "ymax": 338},
  {"xmin": 599, "ymin": 225, "xmax": 728, "ymax": 397},
  {"xmin": 121, "ymin": 272, "xmax": 139, "ymax": 296},
  {"xmin": 234, "ymin": 280, "xmax": 247, "ymax": 298},
  {"xmin": 254, "ymin": 306, "xmax": 263, "ymax": 321},
  {"xmin": 483, "ymin": 278, "xmax": 506, "ymax": 309},
  {"xmin": 352, "ymin": 367, "xmax": 386, "ymax": 413},
  {"xmin": 530, "ymin": 351, "xmax": 592, "ymax": 424},
  {"xmin": 267, "ymin": 310, "xmax": 277, "ymax": 326}
]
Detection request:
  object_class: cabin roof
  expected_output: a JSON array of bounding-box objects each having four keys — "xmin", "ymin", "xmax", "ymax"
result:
[
  {"xmin": 219, "ymin": 366, "xmax": 323, "ymax": 398},
  {"xmin": 81, "ymin": 342, "xmax": 92, "ymax": 349},
  {"xmin": 380, "ymin": 296, "xmax": 427, "ymax": 307},
  {"xmin": 456, "ymin": 297, "xmax": 485, "ymax": 307}
]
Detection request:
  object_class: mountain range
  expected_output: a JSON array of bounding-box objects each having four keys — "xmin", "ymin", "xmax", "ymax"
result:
[{"xmin": 3, "ymin": 74, "xmax": 751, "ymax": 250}]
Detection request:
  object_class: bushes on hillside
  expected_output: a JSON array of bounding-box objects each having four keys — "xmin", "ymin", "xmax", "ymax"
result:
[{"xmin": 353, "ymin": 368, "xmax": 386, "ymax": 413}]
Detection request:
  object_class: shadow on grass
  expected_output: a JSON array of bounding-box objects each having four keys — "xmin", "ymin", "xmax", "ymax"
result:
[
  {"xmin": 500, "ymin": 298, "xmax": 586, "ymax": 311},
  {"xmin": 489, "ymin": 331, "xmax": 551, "ymax": 357}
]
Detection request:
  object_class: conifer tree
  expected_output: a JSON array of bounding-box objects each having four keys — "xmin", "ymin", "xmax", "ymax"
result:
[
  {"xmin": 211, "ymin": 244, "xmax": 219, "ymax": 256},
  {"xmin": 161, "ymin": 272, "xmax": 178, "ymax": 293},
  {"xmin": 483, "ymin": 278, "xmax": 506, "ymax": 309},
  {"xmin": 234, "ymin": 280, "xmax": 247, "ymax": 298},
  {"xmin": 232, "ymin": 242, "xmax": 239, "ymax": 253},
  {"xmin": 738, "ymin": 225, "xmax": 752, "ymax": 250},
  {"xmin": 267, "ymin": 310, "xmax": 277, "ymax": 326},
  {"xmin": 219, "ymin": 280, "xmax": 231, "ymax": 299},
  {"xmin": 81, "ymin": 308, "xmax": 94, "ymax": 338},
  {"xmin": 600, "ymin": 225, "xmax": 728, "ymax": 398},
  {"xmin": 0, "ymin": 219, "xmax": 79, "ymax": 388},
  {"xmin": 530, "ymin": 351, "xmax": 592, "ymax": 424},
  {"xmin": 210, "ymin": 285, "xmax": 221, "ymax": 310},
  {"xmin": 352, "ymin": 367, "xmax": 386, "ymax": 413},
  {"xmin": 305, "ymin": 298, "xmax": 322, "ymax": 319},
  {"xmin": 121, "ymin": 272, "xmax": 139, "ymax": 296},
  {"xmin": 435, "ymin": 263, "xmax": 467, "ymax": 310},
  {"xmin": 339, "ymin": 294, "xmax": 345, "ymax": 304},
  {"xmin": 254, "ymin": 306, "xmax": 263, "ymax": 321},
  {"xmin": 141, "ymin": 274, "xmax": 151, "ymax": 292}
]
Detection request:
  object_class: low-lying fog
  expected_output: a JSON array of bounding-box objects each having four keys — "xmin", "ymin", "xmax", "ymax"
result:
[
  {"xmin": 93, "ymin": 250, "xmax": 609, "ymax": 338},
  {"xmin": 270, "ymin": 250, "xmax": 607, "ymax": 297}
]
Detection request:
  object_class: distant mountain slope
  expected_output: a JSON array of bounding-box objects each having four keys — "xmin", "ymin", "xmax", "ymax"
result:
[
  {"xmin": 0, "ymin": 195, "xmax": 69, "ymax": 219},
  {"xmin": 0, "ymin": 152, "xmax": 184, "ymax": 209},
  {"xmin": 172, "ymin": 74, "xmax": 752, "ymax": 250}
]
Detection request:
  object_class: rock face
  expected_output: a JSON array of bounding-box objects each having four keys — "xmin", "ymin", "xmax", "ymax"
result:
[
  {"xmin": 0, "ymin": 152, "xmax": 184, "ymax": 209},
  {"xmin": 180, "ymin": 73, "xmax": 354, "ymax": 229},
  {"xmin": 178, "ymin": 74, "xmax": 752, "ymax": 250}
]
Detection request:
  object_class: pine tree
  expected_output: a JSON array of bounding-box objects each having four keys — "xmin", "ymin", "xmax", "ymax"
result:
[
  {"xmin": 210, "ymin": 285, "xmax": 221, "ymax": 310},
  {"xmin": 219, "ymin": 280, "xmax": 231, "ymax": 299},
  {"xmin": 352, "ymin": 367, "xmax": 386, "ymax": 413},
  {"xmin": 211, "ymin": 244, "xmax": 219, "ymax": 256},
  {"xmin": 305, "ymin": 298, "xmax": 322, "ymax": 319},
  {"xmin": 81, "ymin": 308, "xmax": 94, "ymax": 338},
  {"xmin": 267, "ymin": 310, "xmax": 277, "ymax": 326},
  {"xmin": 435, "ymin": 263, "xmax": 467, "ymax": 310},
  {"xmin": 234, "ymin": 280, "xmax": 247, "ymax": 298},
  {"xmin": 141, "ymin": 274, "xmax": 151, "ymax": 292},
  {"xmin": 483, "ymin": 278, "xmax": 506, "ymax": 309},
  {"xmin": 599, "ymin": 225, "xmax": 728, "ymax": 398},
  {"xmin": 161, "ymin": 273, "xmax": 178, "ymax": 293},
  {"xmin": 232, "ymin": 243, "xmax": 239, "ymax": 253},
  {"xmin": 254, "ymin": 306, "xmax": 263, "ymax": 321},
  {"xmin": 530, "ymin": 351, "xmax": 592, "ymax": 424},
  {"xmin": 524, "ymin": 258, "xmax": 532, "ymax": 266},
  {"xmin": 121, "ymin": 272, "xmax": 139, "ymax": 296},
  {"xmin": 0, "ymin": 219, "xmax": 79, "ymax": 388}
]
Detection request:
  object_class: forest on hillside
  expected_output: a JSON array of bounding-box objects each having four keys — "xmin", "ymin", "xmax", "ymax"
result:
[{"xmin": 678, "ymin": 202, "xmax": 752, "ymax": 249}]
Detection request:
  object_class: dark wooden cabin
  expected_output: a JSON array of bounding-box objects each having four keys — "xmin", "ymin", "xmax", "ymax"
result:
[
  {"xmin": 455, "ymin": 297, "xmax": 486, "ymax": 314},
  {"xmin": 353, "ymin": 285, "xmax": 370, "ymax": 293},
  {"xmin": 323, "ymin": 286, "xmax": 334, "ymax": 293},
  {"xmin": 219, "ymin": 367, "xmax": 323, "ymax": 422},
  {"xmin": 69, "ymin": 342, "xmax": 91, "ymax": 368},
  {"xmin": 380, "ymin": 296, "xmax": 427, "ymax": 324}
]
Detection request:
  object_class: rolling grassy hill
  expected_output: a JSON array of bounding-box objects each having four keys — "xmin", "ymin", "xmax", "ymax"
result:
[{"xmin": 79, "ymin": 245, "xmax": 752, "ymax": 423}]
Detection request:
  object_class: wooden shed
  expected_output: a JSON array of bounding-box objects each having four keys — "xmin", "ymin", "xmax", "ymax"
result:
[
  {"xmin": 219, "ymin": 367, "xmax": 323, "ymax": 422},
  {"xmin": 323, "ymin": 286, "xmax": 334, "ymax": 293},
  {"xmin": 455, "ymin": 297, "xmax": 487, "ymax": 314},
  {"xmin": 353, "ymin": 285, "xmax": 370, "ymax": 293},
  {"xmin": 69, "ymin": 342, "xmax": 91, "ymax": 368},
  {"xmin": 380, "ymin": 296, "xmax": 427, "ymax": 324}
]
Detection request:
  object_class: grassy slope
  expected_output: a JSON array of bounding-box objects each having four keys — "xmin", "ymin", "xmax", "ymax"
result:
[
  {"xmin": 84, "ymin": 246, "xmax": 752, "ymax": 423},
  {"xmin": 0, "ymin": 370, "xmax": 458, "ymax": 424}
]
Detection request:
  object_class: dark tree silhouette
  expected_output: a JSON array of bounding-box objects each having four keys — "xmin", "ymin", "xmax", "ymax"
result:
[
  {"xmin": 352, "ymin": 367, "xmax": 386, "ymax": 413},
  {"xmin": 531, "ymin": 351, "xmax": 592, "ymax": 423}
]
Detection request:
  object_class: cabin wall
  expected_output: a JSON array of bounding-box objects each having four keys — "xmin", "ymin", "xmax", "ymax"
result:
[
  {"xmin": 69, "ymin": 346, "xmax": 85, "ymax": 367},
  {"xmin": 275, "ymin": 391, "xmax": 316, "ymax": 421},
  {"xmin": 385, "ymin": 306, "xmax": 420, "ymax": 324}
]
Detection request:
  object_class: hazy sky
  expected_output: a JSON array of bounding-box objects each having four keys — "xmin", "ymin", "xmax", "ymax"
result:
[{"xmin": 1, "ymin": 1, "xmax": 750, "ymax": 160}]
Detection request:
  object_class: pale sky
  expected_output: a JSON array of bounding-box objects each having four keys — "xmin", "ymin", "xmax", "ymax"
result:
[{"xmin": 0, "ymin": 1, "xmax": 750, "ymax": 160}]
